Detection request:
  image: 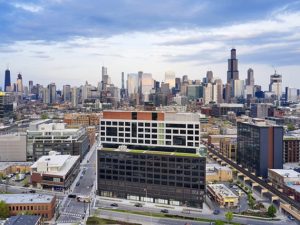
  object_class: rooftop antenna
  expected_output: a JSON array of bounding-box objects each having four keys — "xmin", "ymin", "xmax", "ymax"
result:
[{"xmin": 272, "ymin": 65, "xmax": 277, "ymax": 74}]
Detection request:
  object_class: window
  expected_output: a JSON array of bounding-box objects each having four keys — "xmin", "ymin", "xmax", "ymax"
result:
[
  {"xmin": 106, "ymin": 127, "xmax": 117, "ymax": 136},
  {"xmin": 152, "ymin": 112, "xmax": 158, "ymax": 120},
  {"xmin": 132, "ymin": 112, "xmax": 137, "ymax": 120},
  {"xmin": 113, "ymin": 122, "xmax": 117, "ymax": 125},
  {"xmin": 119, "ymin": 122, "xmax": 124, "ymax": 126}
]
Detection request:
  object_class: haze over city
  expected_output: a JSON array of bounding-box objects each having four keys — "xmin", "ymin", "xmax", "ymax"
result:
[{"xmin": 0, "ymin": 0, "xmax": 300, "ymax": 88}]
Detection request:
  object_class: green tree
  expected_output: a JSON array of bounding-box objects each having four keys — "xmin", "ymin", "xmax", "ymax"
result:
[
  {"xmin": 22, "ymin": 177, "xmax": 29, "ymax": 187},
  {"xmin": 267, "ymin": 205, "xmax": 277, "ymax": 218},
  {"xmin": 287, "ymin": 123, "xmax": 296, "ymax": 131},
  {"xmin": 41, "ymin": 113, "xmax": 48, "ymax": 119},
  {"xmin": 248, "ymin": 193, "xmax": 255, "ymax": 209},
  {"xmin": 225, "ymin": 211, "xmax": 233, "ymax": 222},
  {"xmin": 0, "ymin": 201, "xmax": 9, "ymax": 219}
]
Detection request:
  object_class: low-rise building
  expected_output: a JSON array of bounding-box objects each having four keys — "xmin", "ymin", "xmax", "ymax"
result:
[
  {"xmin": 0, "ymin": 133, "xmax": 27, "ymax": 162},
  {"xmin": 27, "ymin": 121, "xmax": 89, "ymax": 161},
  {"xmin": 4, "ymin": 215, "xmax": 42, "ymax": 225},
  {"xmin": 0, "ymin": 194, "xmax": 56, "ymax": 220},
  {"xmin": 219, "ymin": 137, "xmax": 237, "ymax": 161},
  {"xmin": 30, "ymin": 151, "xmax": 80, "ymax": 191},
  {"xmin": 64, "ymin": 113, "xmax": 100, "ymax": 127},
  {"xmin": 207, "ymin": 184, "xmax": 239, "ymax": 208},
  {"xmin": 211, "ymin": 103, "xmax": 244, "ymax": 117},
  {"xmin": 0, "ymin": 162, "xmax": 32, "ymax": 176},
  {"xmin": 207, "ymin": 135, "xmax": 236, "ymax": 146},
  {"xmin": 206, "ymin": 164, "xmax": 233, "ymax": 182},
  {"xmin": 283, "ymin": 133, "xmax": 300, "ymax": 163}
]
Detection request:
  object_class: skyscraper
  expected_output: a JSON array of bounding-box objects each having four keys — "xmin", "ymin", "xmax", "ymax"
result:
[
  {"xmin": 71, "ymin": 87, "xmax": 78, "ymax": 108},
  {"xmin": 164, "ymin": 71, "xmax": 175, "ymax": 89},
  {"xmin": 47, "ymin": 83, "xmax": 56, "ymax": 104},
  {"xmin": 269, "ymin": 72, "xmax": 282, "ymax": 100},
  {"xmin": 29, "ymin": 81, "xmax": 33, "ymax": 94},
  {"xmin": 4, "ymin": 69, "xmax": 11, "ymax": 92},
  {"xmin": 127, "ymin": 73, "xmax": 138, "ymax": 95},
  {"xmin": 227, "ymin": 48, "xmax": 239, "ymax": 83},
  {"xmin": 206, "ymin": 71, "xmax": 213, "ymax": 83},
  {"xmin": 63, "ymin": 85, "xmax": 71, "ymax": 102},
  {"xmin": 16, "ymin": 73, "xmax": 23, "ymax": 93},
  {"xmin": 246, "ymin": 68, "xmax": 254, "ymax": 86}
]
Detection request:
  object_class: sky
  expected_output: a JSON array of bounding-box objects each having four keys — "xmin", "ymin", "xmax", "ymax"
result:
[{"xmin": 0, "ymin": 0, "xmax": 300, "ymax": 90}]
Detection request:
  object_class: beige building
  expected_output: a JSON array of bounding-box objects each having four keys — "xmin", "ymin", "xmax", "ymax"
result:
[
  {"xmin": 206, "ymin": 164, "xmax": 233, "ymax": 182},
  {"xmin": 207, "ymin": 184, "xmax": 239, "ymax": 208},
  {"xmin": 219, "ymin": 137, "xmax": 237, "ymax": 161},
  {"xmin": 268, "ymin": 169, "xmax": 300, "ymax": 189},
  {"xmin": 0, "ymin": 133, "xmax": 27, "ymax": 161}
]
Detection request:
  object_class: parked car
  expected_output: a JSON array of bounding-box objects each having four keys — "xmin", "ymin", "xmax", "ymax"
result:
[
  {"xmin": 160, "ymin": 209, "xmax": 169, "ymax": 213},
  {"xmin": 76, "ymin": 182, "xmax": 80, "ymax": 186},
  {"xmin": 29, "ymin": 190, "xmax": 36, "ymax": 193},
  {"xmin": 213, "ymin": 209, "xmax": 220, "ymax": 215},
  {"xmin": 68, "ymin": 194, "xmax": 77, "ymax": 198},
  {"xmin": 134, "ymin": 203, "xmax": 143, "ymax": 207},
  {"xmin": 110, "ymin": 203, "xmax": 118, "ymax": 207},
  {"xmin": 288, "ymin": 215, "xmax": 295, "ymax": 221}
]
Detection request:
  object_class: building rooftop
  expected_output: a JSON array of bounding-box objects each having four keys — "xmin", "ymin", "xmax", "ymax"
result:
[
  {"xmin": 101, "ymin": 147, "xmax": 201, "ymax": 157},
  {"xmin": 286, "ymin": 184, "xmax": 300, "ymax": 193},
  {"xmin": 5, "ymin": 215, "xmax": 40, "ymax": 225},
  {"xmin": 269, "ymin": 169, "xmax": 300, "ymax": 178},
  {"xmin": 208, "ymin": 184, "xmax": 238, "ymax": 198},
  {"xmin": 31, "ymin": 152, "xmax": 80, "ymax": 177},
  {"xmin": 0, "ymin": 162, "xmax": 33, "ymax": 171},
  {"xmin": 0, "ymin": 194, "xmax": 54, "ymax": 204},
  {"xmin": 206, "ymin": 163, "xmax": 232, "ymax": 172}
]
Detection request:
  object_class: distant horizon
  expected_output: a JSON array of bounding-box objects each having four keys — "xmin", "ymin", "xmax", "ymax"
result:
[{"xmin": 1, "ymin": 0, "xmax": 300, "ymax": 89}]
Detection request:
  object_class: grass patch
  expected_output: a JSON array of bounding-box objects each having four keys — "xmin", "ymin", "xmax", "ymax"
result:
[
  {"xmin": 101, "ymin": 208, "xmax": 240, "ymax": 225},
  {"xmin": 87, "ymin": 216, "xmax": 141, "ymax": 225}
]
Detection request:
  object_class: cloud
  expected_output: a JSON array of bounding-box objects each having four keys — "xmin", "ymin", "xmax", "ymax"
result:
[{"xmin": 11, "ymin": 2, "xmax": 43, "ymax": 13}]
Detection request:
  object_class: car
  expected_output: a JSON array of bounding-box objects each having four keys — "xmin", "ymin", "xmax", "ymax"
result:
[
  {"xmin": 29, "ymin": 190, "xmax": 36, "ymax": 193},
  {"xmin": 213, "ymin": 209, "xmax": 220, "ymax": 215},
  {"xmin": 288, "ymin": 215, "xmax": 295, "ymax": 221},
  {"xmin": 68, "ymin": 194, "xmax": 77, "ymax": 198},
  {"xmin": 134, "ymin": 203, "xmax": 143, "ymax": 207},
  {"xmin": 76, "ymin": 182, "xmax": 80, "ymax": 186},
  {"xmin": 160, "ymin": 209, "xmax": 169, "ymax": 213},
  {"xmin": 110, "ymin": 203, "xmax": 118, "ymax": 207}
]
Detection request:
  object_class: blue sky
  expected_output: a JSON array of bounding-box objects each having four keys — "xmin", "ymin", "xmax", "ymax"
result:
[{"xmin": 0, "ymin": 0, "xmax": 300, "ymax": 89}]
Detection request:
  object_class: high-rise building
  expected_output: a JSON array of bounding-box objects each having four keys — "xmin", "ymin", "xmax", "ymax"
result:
[
  {"xmin": 203, "ymin": 83, "xmax": 213, "ymax": 104},
  {"xmin": 97, "ymin": 111, "xmax": 205, "ymax": 208},
  {"xmin": 269, "ymin": 72, "xmax": 282, "ymax": 100},
  {"xmin": 141, "ymin": 73, "xmax": 153, "ymax": 102},
  {"xmin": 16, "ymin": 73, "xmax": 23, "ymax": 93},
  {"xmin": 237, "ymin": 119, "xmax": 283, "ymax": 178},
  {"xmin": 233, "ymin": 80, "xmax": 244, "ymax": 97},
  {"xmin": 246, "ymin": 68, "xmax": 254, "ymax": 86},
  {"xmin": 213, "ymin": 79, "xmax": 223, "ymax": 103},
  {"xmin": 227, "ymin": 48, "xmax": 239, "ymax": 83},
  {"xmin": 71, "ymin": 87, "xmax": 78, "ymax": 108},
  {"xmin": 127, "ymin": 73, "xmax": 138, "ymax": 95},
  {"xmin": 0, "ymin": 91, "xmax": 13, "ymax": 123},
  {"xmin": 285, "ymin": 87, "xmax": 298, "ymax": 102},
  {"xmin": 63, "ymin": 85, "xmax": 71, "ymax": 102},
  {"xmin": 206, "ymin": 71, "xmax": 213, "ymax": 83},
  {"xmin": 164, "ymin": 71, "xmax": 175, "ymax": 89},
  {"xmin": 28, "ymin": 81, "xmax": 33, "ymax": 94},
  {"xmin": 47, "ymin": 83, "xmax": 56, "ymax": 104},
  {"xmin": 120, "ymin": 72, "xmax": 126, "ymax": 99},
  {"xmin": 175, "ymin": 77, "xmax": 181, "ymax": 91},
  {"xmin": 4, "ymin": 69, "xmax": 11, "ymax": 92}
]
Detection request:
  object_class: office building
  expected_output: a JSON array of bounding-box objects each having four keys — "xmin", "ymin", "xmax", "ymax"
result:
[
  {"xmin": 227, "ymin": 48, "xmax": 239, "ymax": 83},
  {"xmin": 164, "ymin": 71, "xmax": 175, "ymax": 89},
  {"xmin": 0, "ymin": 194, "xmax": 56, "ymax": 220},
  {"xmin": 27, "ymin": 121, "xmax": 89, "ymax": 161},
  {"xmin": 0, "ymin": 133, "xmax": 27, "ymax": 161},
  {"xmin": 30, "ymin": 151, "xmax": 80, "ymax": 191},
  {"xmin": 71, "ymin": 86, "xmax": 78, "ymax": 108},
  {"xmin": 206, "ymin": 71, "xmax": 213, "ymax": 83},
  {"xmin": 0, "ymin": 91, "xmax": 13, "ymax": 123},
  {"xmin": 207, "ymin": 184, "xmax": 238, "ymax": 208},
  {"xmin": 98, "ymin": 146, "xmax": 206, "ymax": 207},
  {"xmin": 4, "ymin": 69, "xmax": 11, "ymax": 92},
  {"xmin": 246, "ymin": 68, "xmax": 254, "ymax": 86},
  {"xmin": 237, "ymin": 119, "xmax": 283, "ymax": 178},
  {"xmin": 187, "ymin": 85, "xmax": 203, "ymax": 100},
  {"xmin": 285, "ymin": 87, "xmax": 298, "ymax": 102},
  {"xmin": 250, "ymin": 103, "xmax": 272, "ymax": 119},
  {"xmin": 269, "ymin": 72, "xmax": 282, "ymax": 100},
  {"xmin": 16, "ymin": 73, "xmax": 23, "ymax": 93},
  {"xmin": 211, "ymin": 103, "xmax": 244, "ymax": 117},
  {"xmin": 63, "ymin": 85, "xmax": 71, "ymax": 102},
  {"xmin": 100, "ymin": 111, "xmax": 201, "ymax": 150},
  {"xmin": 28, "ymin": 80, "xmax": 33, "ymax": 94},
  {"xmin": 46, "ymin": 83, "xmax": 56, "ymax": 104},
  {"xmin": 64, "ymin": 113, "xmax": 100, "ymax": 127},
  {"xmin": 203, "ymin": 83, "xmax": 213, "ymax": 104},
  {"xmin": 233, "ymin": 79, "xmax": 244, "ymax": 97}
]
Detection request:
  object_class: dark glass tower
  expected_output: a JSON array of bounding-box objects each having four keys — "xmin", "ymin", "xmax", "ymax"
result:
[
  {"xmin": 4, "ymin": 69, "xmax": 11, "ymax": 92},
  {"xmin": 227, "ymin": 48, "xmax": 239, "ymax": 83}
]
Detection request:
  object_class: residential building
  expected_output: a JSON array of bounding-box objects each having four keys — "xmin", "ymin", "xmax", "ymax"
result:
[
  {"xmin": 100, "ymin": 111, "xmax": 201, "ymax": 150},
  {"xmin": 250, "ymin": 103, "xmax": 272, "ymax": 119},
  {"xmin": 207, "ymin": 184, "xmax": 238, "ymax": 208},
  {"xmin": 64, "ymin": 113, "xmax": 100, "ymax": 127},
  {"xmin": 30, "ymin": 151, "xmax": 80, "ymax": 191},
  {"xmin": 206, "ymin": 164, "xmax": 233, "ymax": 182},
  {"xmin": 219, "ymin": 136, "xmax": 237, "ymax": 161},
  {"xmin": 283, "ymin": 135, "xmax": 300, "ymax": 163},
  {"xmin": 97, "ymin": 146, "xmax": 206, "ymax": 207},
  {"xmin": 0, "ymin": 194, "xmax": 56, "ymax": 220},
  {"xmin": 4, "ymin": 215, "xmax": 42, "ymax": 225},
  {"xmin": 237, "ymin": 119, "xmax": 284, "ymax": 178},
  {"xmin": 27, "ymin": 120, "xmax": 89, "ymax": 161},
  {"xmin": 0, "ymin": 133, "xmax": 27, "ymax": 161}
]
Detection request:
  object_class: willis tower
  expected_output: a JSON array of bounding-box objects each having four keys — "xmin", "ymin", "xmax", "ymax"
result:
[{"xmin": 4, "ymin": 68, "xmax": 11, "ymax": 92}]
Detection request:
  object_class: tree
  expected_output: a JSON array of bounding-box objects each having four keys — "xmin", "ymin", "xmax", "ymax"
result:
[
  {"xmin": 248, "ymin": 193, "xmax": 255, "ymax": 209},
  {"xmin": 0, "ymin": 201, "xmax": 9, "ymax": 219},
  {"xmin": 41, "ymin": 113, "xmax": 48, "ymax": 119},
  {"xmin": 268, "ymin": 205, "xmax": 277, "ymax": 218},
  {"xmin": 225, "ymin": 211, "xmax": 234, "ymax": 222},
  {"xmin": 287, "ymin": 123, "xmax": 296, "ymax": 131}
]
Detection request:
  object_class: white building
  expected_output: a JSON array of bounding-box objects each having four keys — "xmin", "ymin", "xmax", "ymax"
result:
[
  {"xmin": 0, "ymin": 133, "xmax": 27, "ymax": 161},
  {"xmin": 165, "ymin": 71, "xmax": 176, "ymax": 89},
  {"xmin": 269, "ymin": 73, "xmax": 282, "ymax": 100}
]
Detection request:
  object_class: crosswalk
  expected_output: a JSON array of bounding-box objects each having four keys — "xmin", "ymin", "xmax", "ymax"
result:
[{"xmin": 60, "ymin": 211, "xmax": 84, "ymax": 218}]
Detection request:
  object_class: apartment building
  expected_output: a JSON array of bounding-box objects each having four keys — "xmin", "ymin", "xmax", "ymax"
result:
[
  {"xmin": 64, "ymin": 113, "xmax": 100, "ymax": 127},
  {"xmin": 283, "ymin": 134, "xmax": 300, "ymax": 163},
  {"xmin": 100, "ymin": 111, "xmax": 200, "ymax": 151}
]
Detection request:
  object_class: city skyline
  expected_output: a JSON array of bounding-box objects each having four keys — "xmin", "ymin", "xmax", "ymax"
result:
[{"xmin": 0, "ymin": 0, "xmax": 300, "ymax": 88}]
